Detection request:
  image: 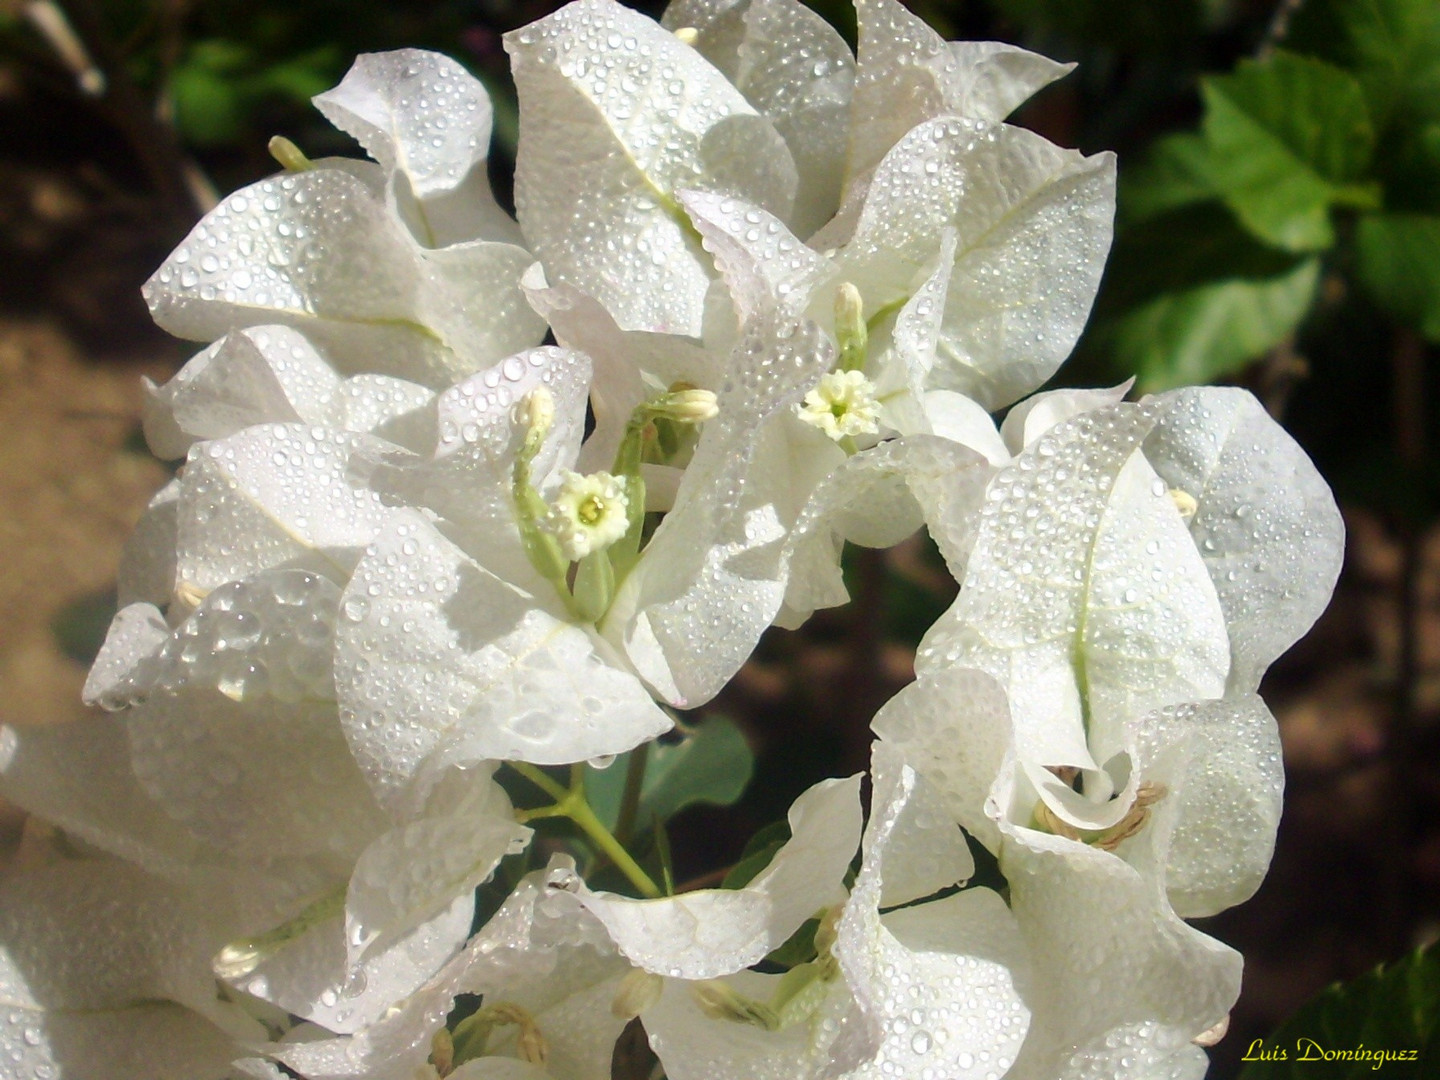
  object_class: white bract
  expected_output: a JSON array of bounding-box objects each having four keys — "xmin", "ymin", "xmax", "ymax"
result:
[
  {"xmin": 633, "ymin": 743, "xmax": 1031, "ymax": 1080},
  {"xmin": 861, "ymin": 386, "xmax": 1343, "ymax": 1077},
  {"xmin": 559, "ymin": 776, "xmax": 862, "ymax": 980},
  {"xmin": 145, "ymin": 51, "xmax": 544, "ymax": 387},
  {"xmin": 271, "ymin": 859, "xmax": 631, "ymax": 1080},
  {"xmin": 21, "ymin": 566, "xmax": 532, "ymax": 1038},
  {"xmin": 509, "ymin": 0, "xmax": 1115, "ymax": 642},
  {"xmin": 141, "ymin": 325, "xmax": 438, "ymax": 462}
]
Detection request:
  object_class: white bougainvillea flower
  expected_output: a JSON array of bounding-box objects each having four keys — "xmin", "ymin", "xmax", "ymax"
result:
[
  {"xmin": 145, "ymin": 52, "xmax": 544, "ymax": 387},
  {"xmin": 870, "ymin": 668, "xmax": 1248, "ymax": 1080},
  {"xmin": 664, "ymin": 0, "xmax": 1074, "ymax": 240},
  {"xmin": 313, "ymin": 49, "xmax": 523, "ymax": 249},
  {"xmin": 331, "ymin": 347, "xmax": 672, "ymax": 806},
  {"xmin": 0, "ymin": 844, "xmax": 250, "ymax": 1080},
  {"xmin": 685, "ymin": 121, "xmax": 1114, "ymax": 423},
  {"xmin": 635, "ymin": 745, "xmax": 1030, "ymax": 1080},
  {"xmin": 333, "ymin": 297, "xmax": 891, "ymax": 806},
  {"xmin": 273, "ymin": 858, "xmax": 631, "ymax": 1080},
  {"xmin": 512, "ymin": 0, "xmax": 1106, "ymax": 407},
  {"xmin": 68, "ymin": 567, "xmax": 530, "ymax": 1033},
  {"xmin": 917, "ymin": 389, "xmax": 1343, "ymax": 772},
  {"xmin": 142, "ymin": 325, "xmax": 437, "ymax": 461},
  {"xmin": 505, "ymin": 0, "xmax": 799, "ymax": 337},
  {"xmin": 859, "ymin": 389, "xmax": 1343, "ymax": 1073},
  {"xmin": 828, "ymin": 741, "xmax": 1031, "ymax": 1080},
  {"xmin": 557, "ymin": 775, "xmax": 861, "ymax": 980}
]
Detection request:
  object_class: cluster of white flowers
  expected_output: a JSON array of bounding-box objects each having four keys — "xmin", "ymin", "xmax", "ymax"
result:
[{"xmin": 0, "ymin": 1, "xmax": 1345, "ymax": 1078}]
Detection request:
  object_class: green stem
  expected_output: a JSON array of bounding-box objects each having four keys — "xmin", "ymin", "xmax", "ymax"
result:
[
  {"xmin": 509, "ymin": 761, "xmax": 570, "ymax": 803},
  {"xmin": 615, "ymin": 742, "xmax": 649, "ymax": 845},
  {"xmin": 505, "ymin": 762, "xmax": 662, "ymax": 899},
  {"xmin": 570, "ymin": 798, "xmax": 663, "ymax": 899}
]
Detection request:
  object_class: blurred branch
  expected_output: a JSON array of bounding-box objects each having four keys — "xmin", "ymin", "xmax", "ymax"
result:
[
  {"xmin": 24, "ymin": 0, "xmax": 104, "ymax": 94},
  {"xmin": 37, "ymin": 0, "xmax": 214, "ymax": 216}
]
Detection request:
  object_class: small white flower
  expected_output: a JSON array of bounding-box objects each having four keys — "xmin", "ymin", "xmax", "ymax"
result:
[
  {"xmin": 544, "ymin": 469, "xmax": 630, "ymax": 560},
  {"xmin": 797, "ymin": 369, "xmax": 881, "ymax": 441}
]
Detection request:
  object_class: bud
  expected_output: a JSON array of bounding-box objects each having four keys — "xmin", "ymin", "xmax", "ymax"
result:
[
  {"xmin": 655, "ymin": 387, "xmax": 719, "ymax": 423},
  {"xmin": 522, "ymin": 387, "xmax": 555, "ymax": 460},
  {"xmin": 268, "ymin": 135, "xmax": 314, "ymax": 173},
  {"xmin": 611, "ymin": 969, "xmax": 665, "ymax": 1019},
  {"xmin": 834, "ymin": 282, "xmax": 867, "ymax": 373},
  {"xmin": 212, "ymin": 887, "xmax": 346, "ymax": 979}
]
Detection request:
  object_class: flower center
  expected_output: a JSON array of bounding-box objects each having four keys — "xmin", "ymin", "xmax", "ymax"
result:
[
  {"xmin": 577, "ymin": 493, "xmax": 605, "ymax": 526},
  {"xmin": 1032, "ymin": 779, "xmax": 1168, "ymax": 851},
  {"xmin": 798, "ymin": 369, "xmax": 882, "ymax": 441},
  {"xmin": 543, "ymin": 470, "xmax": 630, "ymax": 562}
]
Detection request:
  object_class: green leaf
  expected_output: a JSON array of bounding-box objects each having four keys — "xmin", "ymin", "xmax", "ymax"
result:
[
  {"xmin": 1288, "ymin": 0, "xmax": 1440, "ymax": 132},
  {"xmin": 170, "ymin": 64, "xmax": 246, "ymax": 147},
  {"xmin": 583, "ymin": 716, "xmax": 754, "ymax": 833},
  {"xmin": 1102, "ymin": 258, "xmax": 1320, "ymax": 390},
  {"xmin": 1287, "ymin": 0, "xmax": 1440, "ymax": 211},
  {"xmin": 1119, "ymin": 133, "xmax": 1219, "ymax": 225},
  {"xmin": 763, "ymin": 916, "xmax": 820, "ymax": 969},
  {"xmin": 639, "ymin": 716, "xmax": 754, "ymax": 825},
  {"xmin": 1356, "ymin": 213, "xmax": 1440, "ymax": 340},
  {"xmin": 1202, "ymin": 51, "xmax": 1379, "ymax": 251},
  {"xmin": 1087, "ymin": 202, "xmax": 1320, "ymax": 388},
  {"xmin": 251, "ymin": 48, "xmax": 343, "ymax": 103},
  {"xmin": 1102, "ymin": 202, "xmax": 1304, "ymax": 310},
  {"xmin": 722, "ymin": 820, "xmax": 792, "ymax": 890},
  {"xmin": 1237, "ymin": 942, "xmax": 1440, "ymax": 1078}
]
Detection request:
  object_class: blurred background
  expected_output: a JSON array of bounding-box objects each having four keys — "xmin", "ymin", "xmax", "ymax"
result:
[{"xmin": 1, "ymin": 0, "xmax": 1437, "ymax": 1074}]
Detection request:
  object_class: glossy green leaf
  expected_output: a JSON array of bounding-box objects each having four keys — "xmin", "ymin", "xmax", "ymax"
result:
[
  {"xmin": 1103, "ymin": 258, "xmax": 1319, "ymax": 390},
  {"xmin": 1356, "ymin": 213, "xmax": 1440, "ymax": 340},
  {"xmin": 640, "ymin": 716, "xmax": 753, "ymax": 825},
  {"xmin": 1237, "ymin": 942, "xmax": 1440, "ymax": 1078},
  {"xmin": 1202, "ymin": 51, "xmax": 1379, "ymax": 251},
  {"xmin": 1088, "ymin": 202, "xmax": 1320, "ymax": 388}
]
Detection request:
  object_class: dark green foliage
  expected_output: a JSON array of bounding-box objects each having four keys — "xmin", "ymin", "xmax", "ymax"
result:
[{"xmin": 1236, "ymin": 942, "xmax": 1440, "ymax": 1078}]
